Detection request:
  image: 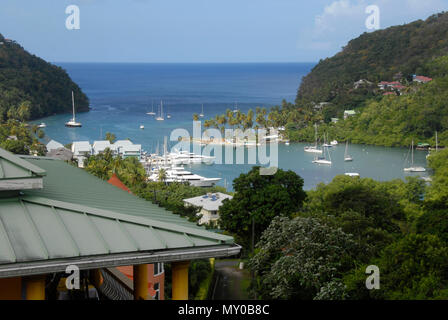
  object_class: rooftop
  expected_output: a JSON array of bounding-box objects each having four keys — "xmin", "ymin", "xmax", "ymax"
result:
[
  {"xmin": 0, "ymin": 150, "xmax": 238, "ymax": 278},
  {"xmin": 184, "ymin": 192, "xmax": 233, "ymax": 212}
]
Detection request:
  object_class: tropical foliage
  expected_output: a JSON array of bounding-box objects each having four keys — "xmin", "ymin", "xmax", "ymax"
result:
[
  {"xmin": 0, "ymin": 33, "xmax": 89, "ymax": 121},
  {"xmin": 245, "ymin": 150, "xmax": 448, "ymax": 299},
  {"xmin": 218, "ymin": 167, "xmax": 307, "ymax": 252},
  {"xmin": 0, "ymin": 120, "xmax": 46, "ymax": 155}
]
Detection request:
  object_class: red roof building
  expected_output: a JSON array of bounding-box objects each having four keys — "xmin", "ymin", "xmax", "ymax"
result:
[
  {"xmin": 413, "ymin": 75, "xmax": 432, "ymax": 83},
  {"xmin": 107, "ymin": 173, "xmax": 132, "ymax": 193}
]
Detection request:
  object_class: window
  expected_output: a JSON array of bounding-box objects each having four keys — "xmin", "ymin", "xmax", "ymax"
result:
[
  {"xmin": 154, "ymin": 282, "xmax": 160, "ymax": 300},
  {"xmin": 154, "ymin": 263, "xmax": 164, "ymax": 276}
]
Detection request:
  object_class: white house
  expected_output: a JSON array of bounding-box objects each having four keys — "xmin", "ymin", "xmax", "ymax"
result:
[
  {"xmin": 344, "ymin": 110, "xmax": 356, "ymax": 120},
  {"xmin": 71, "ymin": 141, "xmax": 92, "ymax": 168},
  {"xmin": 71, "ymin": 140, "xmax": 142, "ymax": 166},
  {"xmin": 46, "ymin": 140, "xmax": 65, "ymax": 152},
  {"xmin": 92, "ymin": 140, "xmax": 113, "ymax": 155},
  {"xmin": 183, "ymin": 192, "xmax": 233, "ymax": 226}
]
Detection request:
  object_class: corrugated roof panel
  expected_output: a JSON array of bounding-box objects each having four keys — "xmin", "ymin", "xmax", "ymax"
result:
[
  {"xmin": 23, "ymin": 201, "xmax": 79, "ymax": 259},
  {"xmin": 0, "ymin": 200, "xmax": 48, "ymax": 262},
  {"xmin": 89, "ymin": 216, "xmax": 137, "ymax": 253},
  {"xmin": 23, "ymin": 157, "xmax": 201, "ymax": 228},
  {"xmin": 121, "ymin": 222, "xmax": 166, "ymax": 251},
  {"xmin": 189, "ymin": 235, "xmax": 224, "ymax": 247},
  {"xmin": 0, "ymin": 149, "xmax": 45, "ymax": 179},
  {"xmin": 0, "ymin": 217, "xmax": 16, "ymax": 263},
  {"xmin": 0, "ymin": 159, "xmax": 33, "ymax": 179},
  {"xmin": 156, "ymin": 228, "xmax": 196, "ymax": 248},
  {"xmin": 56, "ymin": 208, "xmax": 109, "ymax": 256}
]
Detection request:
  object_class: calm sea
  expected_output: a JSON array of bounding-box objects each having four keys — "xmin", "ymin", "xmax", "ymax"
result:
[{"xmin": 37, "ymin": 63, "xmax": 430, "ymax": 190}]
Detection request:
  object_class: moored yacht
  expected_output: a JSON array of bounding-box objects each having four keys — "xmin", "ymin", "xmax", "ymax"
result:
[{"xmin": 65, "ymin": 91, "xmax": 82, "ymax": 127}]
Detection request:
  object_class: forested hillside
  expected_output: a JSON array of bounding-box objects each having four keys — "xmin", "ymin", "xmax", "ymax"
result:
[
  {"xmin": 297, "ymin": 12, "xmax": 448, "ymax": 110},
  {"xmin": 0, "ymin": 33, "xmax": 89, "ymax": 121}
]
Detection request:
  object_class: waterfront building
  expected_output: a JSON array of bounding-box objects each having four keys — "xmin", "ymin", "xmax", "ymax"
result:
[
  {"xmin": 183, "ymin": 192, "xmax": 233, "ymax": 225},
  {"xmin": 46, "ymin": 140, "xmax": 64, "ymax": 152},
  {"xmin": 0, "ymin": 148, "xmax": 240, "ymax": 300}
]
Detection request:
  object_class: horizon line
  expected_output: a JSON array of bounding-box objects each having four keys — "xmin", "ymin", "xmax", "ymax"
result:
[{"xmin": 52, "ymin": 61, "xmax": 317, "ymax": 64}]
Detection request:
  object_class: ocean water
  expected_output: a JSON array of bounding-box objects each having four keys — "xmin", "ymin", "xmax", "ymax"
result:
[{"xmin": 37, "ymin": 63, "xmax": 430, "ymax": 190}]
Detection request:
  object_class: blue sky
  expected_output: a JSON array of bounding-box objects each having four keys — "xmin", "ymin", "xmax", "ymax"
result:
[{"xmin": 1, "ymin": 0, "xmax": 447, "ymax": 63}]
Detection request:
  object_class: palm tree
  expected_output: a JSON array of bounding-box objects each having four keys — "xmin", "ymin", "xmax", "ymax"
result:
[
  {"xmin": 193, "ymin": 113, "xmax": 199, "ymax": 121},
  {"xmin": 105, "ymin": 132, "xmax": 116, "ymax": 143},
  {"xmin": 158, "ymin": 168, "xmax": 167, "ymax": 184}
]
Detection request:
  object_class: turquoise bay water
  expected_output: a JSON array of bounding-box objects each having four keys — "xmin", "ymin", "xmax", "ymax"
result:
[{"xmin": 37, "ymin": 63, "xmax": 430, "ymax": 190}]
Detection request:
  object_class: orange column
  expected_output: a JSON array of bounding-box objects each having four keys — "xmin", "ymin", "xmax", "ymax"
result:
[
  {"xmin": 133, "ymin": 264, "xmax": 149, "ymax": 300},
  {"xmin": 26, "ymin": 275, "xmax": 46, "ymax": 300},
  {"xmin": 172, "ymin": 261, "xmax": 189, "ymax": 300}
]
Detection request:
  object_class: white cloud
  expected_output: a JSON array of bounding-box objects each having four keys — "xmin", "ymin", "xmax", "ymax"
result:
[{"xmin": 298, "ymin": 0, "xmax": 448, "ymax": 59}]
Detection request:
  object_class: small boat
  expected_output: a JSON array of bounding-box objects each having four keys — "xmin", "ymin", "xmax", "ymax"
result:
[
  {"xmin": 155, "ymin": 100, "xmax": 165, "ymax": 121},
  {"xmin": 426, "ymin": 131, "xmax": 438, "ymax": 159},
  {"xmin": 312, "ymin": 145, "xmax": 332, "ymax": 165},
  {"xmin": 65, "ymin": 91, "xmax": 82, "ymax": 127},
  {"xmin": 146, "ymin": 100, "xmax": 156, "ymax": 115},
  {"xmin": 285, "ymin": 140, "xmax": 290, "ymax": 146},
  {"xmin": 322, "ymin": 133, "xmax": 332, "ymax": 148},
  {"xmin": 140, "ymin": 125, "xmax": 145, "ymax": 129},
  {"xmin": 305, "ymin": 124, "xmax": 322, "ymax": 153},
  {"xmin": 304, "ymin": 146, "xmax": 323, "ymax": 154},
  {"xmin": 233, "ymin": 102, "xmax": 239, "ymax": 113},
  {"xmin": 345, "ymin": 173, "xmax": 360, "ymax": 177},
  {"xmin": 330, "ymin": 140, "xmax": 338, "ymax": 146},
  {"xmin": 37, "ymin": 123, "xmax": 46, "ymax": 128},
  {"xmin": 404, "ymin": 140, "xmax": 426, "ymax": 172},
  {"xmin": 199, "ymin": 104, "xmax": 204, "ymax": 118},
  {"xmin": 166, "ymin": 104, "xmax": 172, "ymax": 119},
  {"xmin": 344, "ymin": 140, "xmax": 353, "ymax": 162}
]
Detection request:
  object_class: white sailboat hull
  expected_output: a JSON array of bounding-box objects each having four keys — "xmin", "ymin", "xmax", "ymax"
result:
[
  {"xmin": 65, "ymin": 120, "xmax": 82, "ymax": 127},
  {"xmin": 304, "ymin": 147, "xmax": 323, "ymax": 154},
  {"xmin": 313, "ymin": 159, "xmax": 332, "ymax": 165},
  {"xmin": 404, "ymin": 167, "xmax": 426, "ymax": 172}
]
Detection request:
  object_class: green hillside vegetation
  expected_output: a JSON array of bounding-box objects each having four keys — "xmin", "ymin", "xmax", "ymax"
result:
[
  {"xmin": 0, "ymin": 34, "xmax": 89, "ymax": 121},
  {"xmin": 288, "ymin": 55, "xmax": 448, "ymax": 147},
  {"xmin": 297, "ymin": 12, "xmax": 448, "ymax": 109}
]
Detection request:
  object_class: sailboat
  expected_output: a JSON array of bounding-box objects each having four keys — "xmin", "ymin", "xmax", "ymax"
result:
[
  {"xmin": 199, "ymin": 104, "xmax": 204, "ymax": 118},
  {"xmin": 166, "ymin": 104, "xmax": 172, "ymax": 119},
  {"xmin": 426, "ymin": 131, "xmax": 438, "ymax": 159},
  {"xmin": 146, "ymin": 100, "xmax": 156, "ymax": 115},
  {"xmin": 304, "ymin": 124, "xmax": 323, "ymax": 154},
  {"xmin": 233, "ymin": 102, "xmax": 239, "ymax": 113},
  {"xmin": 404, "ymin": 140, "xmax": 426, "ymax": 172},
  {"xmin": 65, "ymin": 91, "xmax": 82, "ymax": 127},
  {"xmin": 313, "ymin": 144, "xmax": 332, "ymax": 165},
  {"xmin": 156, "ymin": 100, "xmax": 165, "ymax": 121},
  {"xmin": 322, "ymin": 133, "xmax": 332, "ymax": 148},
  {"xmin": 344, "ymin": 140, "xmax": 353, "ymax": 162}
]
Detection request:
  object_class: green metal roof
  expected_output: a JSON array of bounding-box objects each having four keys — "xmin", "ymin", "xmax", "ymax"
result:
[
  {"xmin": 0, "ymin": 149, "xmax": 46, "ymax": 180},
  {"xmin": 0, "ymin": 153, "xmax": 239, "ymax": 277},
  {"xmin": 0, "ymin": 195, "xmax": 232, "ymax": 266},
  {"xmin": 21, "ymin": 156, "xmax": 202, "ymax": 228}
]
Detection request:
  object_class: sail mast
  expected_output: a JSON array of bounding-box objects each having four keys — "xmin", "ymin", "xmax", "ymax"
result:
[{"xmin": 72, "ymin": 91, "xmax": 75, "ymax": 121}]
